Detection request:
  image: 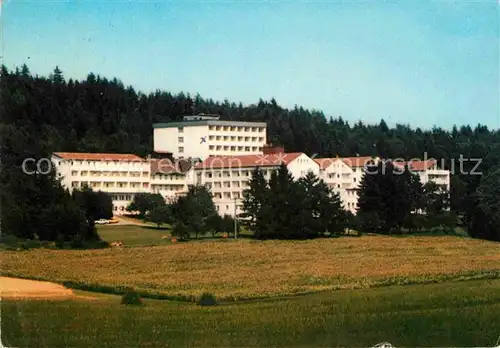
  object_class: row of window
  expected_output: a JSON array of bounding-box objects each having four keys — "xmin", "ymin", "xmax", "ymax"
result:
[
  {"xmin": 71, "ymin": 170, "xmax": 149, "ymax": 177},
  {"xmin": 206, "ymin": 181, "xmax": 249, "ymax": 190},
  {"xmin": 151, "ymin": 184, "xmax": 185, "ymax": 191},
  {"xmin": 179, "ymin": 126, "xmax": 265, "ymax": 133},
  {"xmin": 71, "ymin": 181, "xmax": 149, "ymax": 189},
  {"xmin": 215, "ymin": 204, "xmax": 244, "ymax": 212},
  {"xmin": 65, "ymin": 160, "xmax": 145, "ymax": 167},
  {"xmin": 178, "ymin": 146, "xmax": 263, "ymax": 153},
  {"xmin": 111, "ymin": 194, "xmax": 133, "ymax": 201},
  {"xmin": 212, "ymin": 192, "xmax": 242, "ymax": 200},
  {"xmin": 208, "ymin": 145, "xmax": 262, "ymax": 152},
  {"xmin": 151, "ymin": 174, "xmax": 185, "ymax": 181},
  {"xmin": 178, "ymin": 136, "xmax": 265, "ymax": 143}
]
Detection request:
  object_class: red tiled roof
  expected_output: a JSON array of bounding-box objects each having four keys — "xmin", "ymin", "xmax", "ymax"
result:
[
  {"xmin": 314, "ymin": 158, "xmax": 334, "ymax": 170},
  {"xmin": 393, "ymin": 159, "xmax": 437, "ymax": 172},
  {"xmin": 150, "ymin": 158, "xmax": 192, "ymax": 175},
  {"xmin": 341, "ymin": 156, "xmax": 377, "ymax": 168},
  {"xmin": 53, "ymin": 152, "xmax": 145, "ymax": 162},
  {"xmin": 195, "ymin": 152, "xmax": 304, "ymax": 169}
]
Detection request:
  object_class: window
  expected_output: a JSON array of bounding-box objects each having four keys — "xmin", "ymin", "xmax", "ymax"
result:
[
  {"xmin": 216, "ymin": 205, "xmax": 219, "ymax": 211},
  {"xmin": 178, "ymin": 127, "xmax": 184, "ymax": 133},
  {"xmin": 223, "ymin": 146, "xmax": 229, "ymax": 150},
  {"xmin": 209, "ymin": 126, "xmax": 215, "ymax": 131},
  {"xmin": 178, "ymin": 147, "xmax": 184, "ymax": 153},
  {"xmin": 226, "ymin": 205, "xmax": 229, "ymax": 210},
  {"xmin": 231, "ymin": 136, "xmax": 236, "ymax": 141},
  {"xmin": 259, "ymin": 137, "xmax": 264, "ymax": 142},
  {"xmin": 216, "ymin": 145, "xmax": 221, "ymax": 150},
  {"xmin": 178, "ymin": 137, "xmax": 184, "ymax": 143},
  {"xmin": 71, "ymin": 171, "xmax": 78, "ymax": 176},
  {"xmin": 238, "ymin": 136, "xmax": 243, "ymax": 141},
  {"xmin": 71, "ymin": 181, "xmax": 79, "ymax": 188},
  {"xmin": 354, "ymin": 178, "xmax": 357, "ymax": 182},
  {"xmin": 223, "ymin": 136, "xmax": 229, "ymax": 141},
  {"xmin": 230, "ymin": 146, "xmax": 236, "ymax": 151},
  {"xmin": 209, "ymin": 145, "xmax": 214, "ymax": 150},
  {"xmin": 209, "ymin": 135, "xmax": 214, "ymax": 140},
  {"xmin": 251, "ymin": 137, "xmax": 257, "ymax": 142},
  {"xmin": 238, "ymin": 146, "xmax": 243, "ymax": 151},
  {"xmin": 244, "ymin": 137, "xmax": 250, "ymax": 141}
]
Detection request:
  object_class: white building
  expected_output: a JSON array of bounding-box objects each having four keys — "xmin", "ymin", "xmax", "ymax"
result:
[
  {"xmin": 315, "ymin": 156, "xmax": 450, "ymax": 214},
  {"xmin": 316, "ymin": 156, "xmax": 379, "ymax": 214},
  {"xmin": 194, "ymin": 148, "xmax": 320, "ymax": 217},
  {"xmin": 51, "ymin": 152, "xmax": 151, "ymax": 214},
  {"xmin": 153, "ymin": 114, "xmax": 267, "ymax": 160},
  {"xmin": 149, "ymin": 158, "xmax": 193, "ymax": 203},
  {"xmin": 394, "ymin": 159, "xmax": 450, "ymax": 192}
]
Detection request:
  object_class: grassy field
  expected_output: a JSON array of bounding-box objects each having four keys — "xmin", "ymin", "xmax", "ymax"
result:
[
  {"xmin": 97, "ymin": 225, "xmax": 173, "ymax": 247},
  {"xmin": 3, "ymin": 235, "xmax": 499, "ymax": 301},
  {"xmin": 3, "ymin": 279, "xmax": 500, "ymax": 347}
]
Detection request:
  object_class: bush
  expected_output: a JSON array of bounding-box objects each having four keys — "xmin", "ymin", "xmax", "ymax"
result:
[
  {"xmin": 120, "ymin": 288, "xmax": 142, "ymax": 306},
  {"xmin": 198, "ymin": 292, "xmax": 217, "ymax": 306},
  {"xmin": 69, "ymin": 234, "xmax": 84, "ymax": 249},
  {"xmin": 55, "ymin": 234, "xmax": 65, "ymax": 248},
  {"xmin": 21, "ymin": 239, "xmax": 41, "ymax": 250}
]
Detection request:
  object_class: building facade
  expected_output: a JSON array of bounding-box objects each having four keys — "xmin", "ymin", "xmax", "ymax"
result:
[
  {"xmin": 153, "ymin": 115, "xmax": 267, "ymax": 160},
  {"xmin": 194, "ymin": 150, "xmax": 319, "ymax": 217},
  {"xmin": 52, "ymin": 152, "xmax": 151, "ymax": 214}
]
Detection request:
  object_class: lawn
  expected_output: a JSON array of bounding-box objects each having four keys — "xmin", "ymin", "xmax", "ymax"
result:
[
  {"xmin": 2, "ymin": 279, "xmax": 500, "ymax": 347},
  {"xmin": 97, "ymin": 225, "xmax": 173, "ymax": 247},
  {"xmin": 2, "ymin": 235, "xmax": 499, "ymax": 301}
]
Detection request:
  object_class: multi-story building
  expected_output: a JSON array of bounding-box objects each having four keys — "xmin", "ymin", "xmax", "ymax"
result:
[
  {"xmin": 394, "ymin": 159, "xmax": 450, "ymax": 191},
  {"xmin": 315, "ymin": 156, "xmax": 450, "ymax": 214},
  {"xmin": 194, "ymin": 148, "xmax": 320, "ymax": 217},
  {"xmin": 315, "ymin": 156, "xmax": 379, "ymax": 214},
  {"xmin": 153, "ymin": 114, "xmax": 267, "ymax": 160},
  {"xmin": 149, "ymin": 158, "xmax": 193, "ymax": 203},
  {"xmin": 51, "ymin": 152, "xmax": 151, "ymax": 214}
]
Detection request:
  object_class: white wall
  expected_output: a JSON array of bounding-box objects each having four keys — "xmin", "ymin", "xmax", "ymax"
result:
[{"xmin": 154, "ymin": 125, "xmax": 210, "ymax": 159}]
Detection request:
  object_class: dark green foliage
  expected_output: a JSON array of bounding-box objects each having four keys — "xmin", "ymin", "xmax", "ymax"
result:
[
  {"xmin": 198, "ymin": 292, "xmax": 217, "ymax": 306},
  {"xmin": 145, "ymin": 205, "xmax": 171, "ymax": 228},
  {"xmin": 120, "ymin": 288, "xmax": 143, "ymax": 306},
  {"xmin": 242, "ymin": 165, "xmax": 346, "ymax": 239},
  {"xmin": 72, "ymin": 186, "xmax": 111, "ymax": 241},
  {"xmin": 0, "ymin": 65, "xmax": 499, "ymax": 241},
  {"xmin": 170, "ymin": 185, "xmax": 218, "ymax": 239},
  {"xmin": 469, "ymin": 166, "xmax": 500, "ymax": 241},
  {"xmin": 127, "ymin": 193, "xmax": 165, "ymax": 218}
]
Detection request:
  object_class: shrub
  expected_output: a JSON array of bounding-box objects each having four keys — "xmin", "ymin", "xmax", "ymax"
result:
[
  {"xmin": 198, "ymin": 292, "xmax": 217, "ymax": 306},
  {"xmin": 69, "ymin": 235, "xmax": 84, "ymax": 249},
  {"xmin": 21, "ymin": 239, "xmax": 41, "ymax": 250},
  {"xmin": 121, "ymin": 288, "xmax": 143, "ymax": 306},
  {"xmin": 55, "ymin": 234, "xmax": 65, "ymax": 248}
]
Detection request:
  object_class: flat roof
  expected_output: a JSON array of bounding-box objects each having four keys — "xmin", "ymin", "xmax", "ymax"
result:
[{"xmin": 153, "ymin": 120, "xmax": 267, "ymax": 129}]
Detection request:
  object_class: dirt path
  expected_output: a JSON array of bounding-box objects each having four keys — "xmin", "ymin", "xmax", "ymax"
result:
[{"xmin": 1, "ymin": 277, "xmax": 76, "ymax": 300}]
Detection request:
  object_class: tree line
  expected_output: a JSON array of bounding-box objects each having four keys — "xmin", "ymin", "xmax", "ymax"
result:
[{"xmin": 1, "ymin": 65, "xmax": 498, "ymax": 243}]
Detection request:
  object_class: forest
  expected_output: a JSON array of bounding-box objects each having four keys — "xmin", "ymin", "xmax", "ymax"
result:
[{"xmin": 1, "ymin": 65, "xmax": 499, "ymax": 241}]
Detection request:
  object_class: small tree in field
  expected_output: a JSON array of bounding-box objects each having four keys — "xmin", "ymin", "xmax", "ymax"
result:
[
  {"xmin": 145, "ymin": 205, "xmax": 171, "ymax": 228},
  {"xmin": 127, "ymin": 193, "xmax": 165, "ymax": 218}
]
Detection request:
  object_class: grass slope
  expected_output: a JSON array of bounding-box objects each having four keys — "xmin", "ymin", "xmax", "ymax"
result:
[
  {"xmin": 2, "ymin": 235, "xmax": 499, "ymax": 301},
  {"xmin": 3, "ymin": 279, "xmax": 500, "ymax": 347},
  {"xmin": 97, "ymin": 225, "xmax": 172, "ymax": 247}
]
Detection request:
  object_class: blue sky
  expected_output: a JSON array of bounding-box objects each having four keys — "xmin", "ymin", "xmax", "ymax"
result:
[{"xmin": 2, "ymin": 1, "xmax": 499, "ymax": 129}]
